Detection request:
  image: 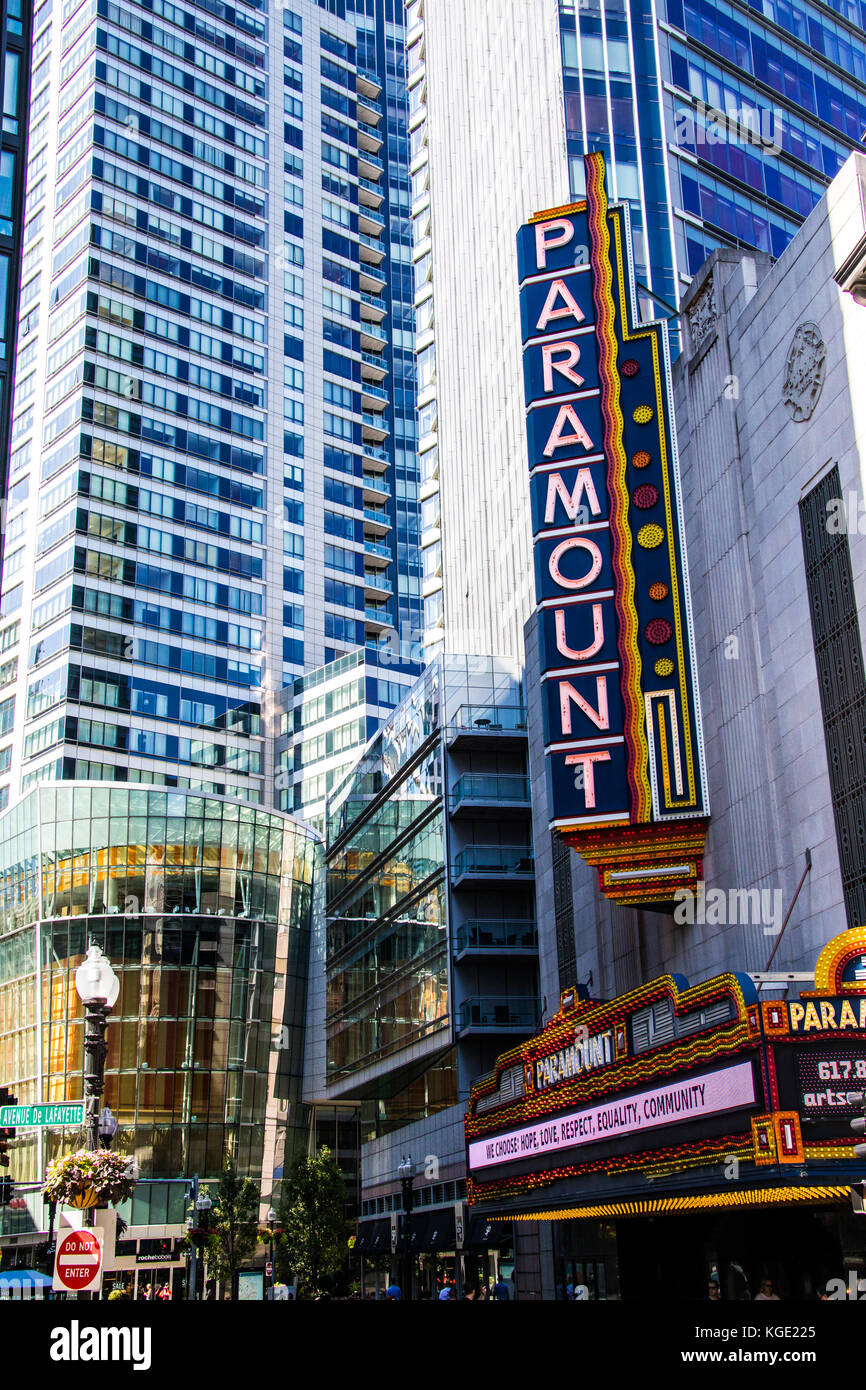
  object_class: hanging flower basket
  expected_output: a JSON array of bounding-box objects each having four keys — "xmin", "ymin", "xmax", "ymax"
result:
[{"xmin": 42, "ymin": 1150, "xmax": 138, "ymax": 1209}]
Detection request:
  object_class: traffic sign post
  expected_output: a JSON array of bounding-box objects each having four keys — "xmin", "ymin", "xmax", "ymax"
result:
[{"xmin": 54, "ymin": 1227, "xmax": 103, "ymax": 1294}]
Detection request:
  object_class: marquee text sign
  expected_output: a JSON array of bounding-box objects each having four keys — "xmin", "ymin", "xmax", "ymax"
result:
[
  {"xmin": 469, "ymin": 1060, "xmax": 756, "ymax": 1172},
  {"xmin": 517, "ymin": 153, "xmax": 708, "ymax": 903}
]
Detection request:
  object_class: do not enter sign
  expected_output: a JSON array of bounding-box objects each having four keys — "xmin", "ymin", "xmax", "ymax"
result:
[{"xmin": 54, "ymin": 1228, "xmax": 103, "ymax": 1293}]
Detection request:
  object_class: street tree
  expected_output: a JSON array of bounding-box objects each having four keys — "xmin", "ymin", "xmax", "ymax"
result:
[
  {"xmin": 277, "ymin": 1145, "xmax": 347, "ymax": 1293},
  {"xmin": 205, "ymin": 1164, "xmax": 260, "ymax": 1298}
]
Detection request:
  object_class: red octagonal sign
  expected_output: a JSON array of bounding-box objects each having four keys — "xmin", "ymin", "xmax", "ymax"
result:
[{"xmin": 55, "ymin": 1228, "xmax": 102, "ymax": 1291}]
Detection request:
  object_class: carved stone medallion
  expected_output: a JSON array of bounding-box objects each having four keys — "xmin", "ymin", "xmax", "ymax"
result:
[{"xmin": 782, "ymin": 322, "xmax": 825, "ymax": 422}]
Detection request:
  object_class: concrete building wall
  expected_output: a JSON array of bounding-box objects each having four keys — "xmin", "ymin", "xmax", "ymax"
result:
[{"xmin": 410, "ymin": 0, "xmax": 569, "ymax": 662}]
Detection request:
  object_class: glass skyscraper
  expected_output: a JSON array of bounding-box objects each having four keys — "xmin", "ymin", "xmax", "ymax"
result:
[
  {"xmin": 0, "ymin": 0, "xmax": 30, "ymax": 575},
  {"xmin": 557, "ymin": 0, "xmax": 866, "ymax": 310},
  {"xmin": 0, "ymin": 0, "xmax": 421, "ymax": 1252},
  {"xmin": 0, "ymin": 0, "xmax": 419, "ymax": 812}
]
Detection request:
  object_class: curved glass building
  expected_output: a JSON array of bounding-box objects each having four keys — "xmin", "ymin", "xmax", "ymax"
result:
[{"xmin": 0, "ymin": 784, "xmax": 320, "ymax": 1193}]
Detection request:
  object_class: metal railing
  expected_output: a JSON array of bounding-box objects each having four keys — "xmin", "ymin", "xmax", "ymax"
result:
[
  {"xmin": 453, "ymin": 846, "xmax": 534, "ymax": 877},
  {"xmin": 362, "ymin": 352, "xmax": 388, "ymax": 374},
  {"xmin": 456, "ymin": 920, "xmax": 538, "ymax": 952},
  {"xmin": 360, "ymin": 321, "xmax": 387, "ymax": 343},
  {"xmin": 364, "ymin": 540, "xmax": 391, "ymax": 561},
  {"xmin": 363, "ymin": 571, "xmax": 392, "ymax": 592},
  {"xmin": 361, "ymin": 382, "xmax": 388, "ymax": 403},
  {"xmin": 450, "ymin": 703, "xmax": 528, "ymax": 733},
  {"xmin": 451, "ymin": 774, "xmax": 530, "ymax": 807},
  {"xmin": 458, "ymin": 996, "xmax": 539, "ymax": 1032},
  {"xmin": 357, "ymin": 152, "xmax": 383, "ymax": 174}
]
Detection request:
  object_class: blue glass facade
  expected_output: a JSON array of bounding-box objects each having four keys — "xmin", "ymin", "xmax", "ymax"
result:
[
  {"xmin": 558, "ymin": 0, "xmax": 866, "ymax": 304},
  {"xmin": 320, "ymin": 0, "xmax": 422, "ymax": 659}
]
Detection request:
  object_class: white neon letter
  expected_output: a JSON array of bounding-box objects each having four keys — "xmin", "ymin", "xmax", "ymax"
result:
[
  {"xmin": 535, "ymin": 218, "xmax": 574, "ymax": 270},
  {"xmin": 544, "ymin": 470, "xmax": 601, "ymax": 523},
  {"xmin": 543, "ymin": 403, "xmax": 594, "ymax": 456},
  {"xmin": 559, "ymin": 677, "xmax": 610, "ymax": 734},
  {"xmin": 555, "ymin": 604, "xmax": 604, "ymax": 660},
  {"xmin": 542, "ymin": 342, "xmax": 584, "ymax": 392},
  {"xmin": 535, "ymin": 279, "xmax": 586, "ymax": 332},
  {"xmin": 548, "ymin": 536, "xmax": 602, "ymax": 591},
  {"xmin": 564, "ymin": 750, "xmax": 612, "ymax": 808}
]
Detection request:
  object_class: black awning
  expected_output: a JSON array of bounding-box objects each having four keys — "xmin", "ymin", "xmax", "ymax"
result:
[
  {"xmin": 409, "ymin": 1207, "xmax": 456, "ymax": 1253},
  {"xmin": 355, "ymin": 1218, "xmax": 391, "ymax": 1254},
  {"xmin": 465, "ymin": 1215, "xmax": 511, "ymax": 1250}
]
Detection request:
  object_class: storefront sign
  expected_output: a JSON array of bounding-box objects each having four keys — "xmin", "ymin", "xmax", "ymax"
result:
[
  {"xmin": 788, "ymin": 997, "xmax": 866, "ymax": 1033},
  {"xmin": 467, "ymin": 929, "xmax": 866, "ymax": 1215},
  {"xmin": 535, "ymin": 1031, "xmax": 614, "ymax": 1090},
  {"xmin": 469, "ymin": 1061, "xmax": 755, "ymax": 1172},
  {"xmin": 517, "ymin": 154, "xmax": 708, "ymax": 906},
  {"xmin": 796, "ymin": 1046, "xmax": 866, "ymax": 1116}
]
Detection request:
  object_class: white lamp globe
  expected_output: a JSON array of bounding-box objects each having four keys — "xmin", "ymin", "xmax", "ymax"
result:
[{"xmin": 75, "ymin": 944, "xmax": 120, "ymax": 1007}]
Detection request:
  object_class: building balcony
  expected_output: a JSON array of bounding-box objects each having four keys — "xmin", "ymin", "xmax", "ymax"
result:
[
  {"xmin": 454, "ymin": 919, "xmax": 538, "ymax": 962},
  {"xmin": 357, "ymin": 121, "xmax": 383, "ymax": 153},
  {"xmin": 357, "ymin": 69, "xmax": 382, "ymax": 101},
  {"xmin": 356, "ymin": 89, "xmax": 382, "ymax": 121},
  {"xmin": 360, "ymin": 290, "xmax": 386, "ymax": 320},
  {"xmin": 363, "ymin": 539, "xmax": 392, "ymax": 567},
  {"xmin": 362, "ymin": 472, "xmax": 390, "ymax": 504},
  {"xmin": 457, "ymin": 996, "xmax": 539, "ymax": 1036},
  {"xmin": 358, "ymin": 176, "xmax": 384, "ymax": 209},
  {"xmin": 362, "ymin": 384, "xmax": 388, "ymax": 413},
  {"xmin": 449, "ymin": 774, "xmax": 530, "ymax": 819},
  {"xmin": 364, "ymin": 605, "xmax": 394, "ymax": 632},
  {"xmin": 360, "ymin": 321, "xmax": 387, "ymax": 351},
  {"xmin": 360, "ymin": 264, "xmax": 386, "ymax": 295},
  {"xmin": 361, "ymin": 352, "xmax": 388, "ymax": 382},
  {"xmin": 451, "ymin": 846, "xmax": 534, "ymax": 887},
  {"xmin": 362, "ymin": 413, "xmax": 389, "ymax": 442},
  {"xmin": 363, "ymin": 569, "xmax": 392, "ymax": 598},
  {"xmin": 358, "ymin": 150, "xmax": 384, "ymax": 180},
  {"xmin": 362, "ymin": 444, "xmax": 390, "ymax": 473},
  {"xmin": 359, "ymin": 208, "xmax": 386, "ymax": 240},
  {"xmin": 445, "ymin": 703, "xmax": 528, "ymax": 751},
  {"xmin": 363, "ymin": 506, "xmax": 391, "ymax": 535}
]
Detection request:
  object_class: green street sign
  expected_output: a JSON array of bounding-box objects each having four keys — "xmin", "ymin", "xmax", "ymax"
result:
[{"xmin": 0, "ymin": 1103, "xmax": 84, "ymax": 1128}]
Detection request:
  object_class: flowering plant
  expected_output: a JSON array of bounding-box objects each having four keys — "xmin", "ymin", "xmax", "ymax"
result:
[{"xmin": 42, "ymin": 1149, "xmax": 138, "ymax": 1207}]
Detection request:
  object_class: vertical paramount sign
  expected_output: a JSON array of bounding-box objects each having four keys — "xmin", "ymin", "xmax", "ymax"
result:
[{"xmin": 518, "ymin": 153, "xmax": 708, "ymax": 905}]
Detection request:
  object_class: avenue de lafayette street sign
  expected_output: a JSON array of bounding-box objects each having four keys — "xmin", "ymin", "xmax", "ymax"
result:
[{"xmin": 0, "ymin": 1103, "xmax": 84, "ymax": 1128}]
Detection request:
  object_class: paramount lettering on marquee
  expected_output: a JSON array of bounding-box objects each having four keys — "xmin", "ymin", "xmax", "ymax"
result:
[
  {"xmin": 516, "ymin": 152, "xmax": 708, "ymax": 906},
  {"xmin": 535, "ymin": 1031, "xmax": 614, "ymax": 1091},
  {"xmin": 788, "ymin": 998, "xmax": 866, "ymax": 1033},
  {"xmin": 468, "ymin": 1060, "xmax": 755, "ymax": 1172}
]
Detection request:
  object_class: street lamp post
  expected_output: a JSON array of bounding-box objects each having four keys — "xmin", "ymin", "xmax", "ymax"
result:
[
  {"xmin": 266, "ymin": 1206, "xmax": 276, "ymax": 1299},
  {"xmin": 98, "ymin": 1106, "xmax": 118, "ymax": 1148},
  {"xmin": 74, "ymin": 944, "xmax": 120, "ymax": 1155},
  {"xmin": 74, "ymin": 945, "xmax": 120, "ymax": 1241},
  {"xmin": 398, "ymin": 1156, "xmax": 414, "ymax": 1301}
]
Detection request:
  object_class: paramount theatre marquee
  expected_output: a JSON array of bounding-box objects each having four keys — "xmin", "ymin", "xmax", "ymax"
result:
[
  {"xmin": 465, "ymin": 930, "xmax": 866, "ymax": 1221},
  {"xmin": 518, "ymin": 152, "xmax": 708, "ymax": 905}
]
